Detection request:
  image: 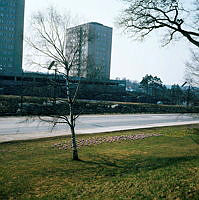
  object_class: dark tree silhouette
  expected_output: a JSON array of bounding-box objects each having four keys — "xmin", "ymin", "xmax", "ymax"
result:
[
  {"xmin": 118, "ymin": 0, "xmax": 199, "ymax": 47},
  {"xmin": 140, "ymin": 74, "xmax": 163, "ymax": 95}
]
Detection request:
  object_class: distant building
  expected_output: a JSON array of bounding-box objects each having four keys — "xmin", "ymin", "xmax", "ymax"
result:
[
  {"xmin": 68, "ymin": 22, "xmax": 112, "ymax": 80},
  {"xmin": 0, "ymin": 0, "xmax": 25, "ymax": 74},
  {"xmin": 0, "ymin": 72, "xmax": 126, "ymax": 101}
]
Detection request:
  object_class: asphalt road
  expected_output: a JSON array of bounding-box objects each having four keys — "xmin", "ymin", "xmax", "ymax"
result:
[{"xmin": 0, "ymin": 113, "xmax": 199, "ymax": 142}]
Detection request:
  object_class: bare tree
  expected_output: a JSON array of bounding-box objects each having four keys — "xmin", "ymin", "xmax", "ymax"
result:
[
  {"xmin": 185, "ymin": 49, "xmax": 199, "ymax": 86},
  {"xmin": 117, "ymin": 0, "xmax": 199, "ymax": 47},
  {"xmin": 26, "ymin": 7, "xmax": 90, "ymax": 160}
]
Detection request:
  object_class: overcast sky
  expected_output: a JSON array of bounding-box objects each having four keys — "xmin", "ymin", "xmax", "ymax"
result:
[{"xmin": 24, "ymin": 0, "xmax": 193, "ymax": 85}]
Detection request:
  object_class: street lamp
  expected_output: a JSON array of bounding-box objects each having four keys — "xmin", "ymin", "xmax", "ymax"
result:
[
  {"xmin": 181, "ymin": 82, "xmax": 187, "ymax": 87},
  {"xmin": 48, "ymin": 61, "xmax": 57, "ymax": 105},
  {"xmin": 48, "ymin": 61, "xmax": 56, "ymax": 71}
]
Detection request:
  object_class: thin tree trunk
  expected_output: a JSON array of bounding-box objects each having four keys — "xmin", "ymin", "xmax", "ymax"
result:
[
  {"xmin": 69, "ymin": 105, "xmax": 79, "ymax": 160},
  {"xmin": 66, "ymin": 71, "xmax": 79, "ymax": 160},
  {"xmin": 70, "ymin": 123, "xmax": 79, "ymax": 160}
]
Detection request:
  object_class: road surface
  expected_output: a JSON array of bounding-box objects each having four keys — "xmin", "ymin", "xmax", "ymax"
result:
[{"xmin": 0, "ymin": 113, "xmax": 199, "ymax": 143}]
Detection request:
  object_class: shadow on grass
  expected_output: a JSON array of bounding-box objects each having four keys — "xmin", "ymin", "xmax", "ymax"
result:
[
  {"xmin": 30, "ymin": 154, "xmax": 199, "ymax": 180},
  {"xmin": 1, "ymin": 155, "xmax": 198, "ymax": 200},
  {"xmin": 79, "ymin": 154, "xmax": 199, "ymax": 177},
  {"xmin": 189, "ymin": 128, "xmax": 199, "ymax": 145}
]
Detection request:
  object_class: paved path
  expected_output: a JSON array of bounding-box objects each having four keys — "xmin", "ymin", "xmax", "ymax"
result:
[{"xmin": 0, "ymin": 114, "xmax": 199, "ymax": 143}]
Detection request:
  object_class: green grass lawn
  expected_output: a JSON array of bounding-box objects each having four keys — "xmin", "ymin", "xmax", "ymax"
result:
[{"xmin": 0, "ymin": 125, "xmax": 199, "ymax": 200}]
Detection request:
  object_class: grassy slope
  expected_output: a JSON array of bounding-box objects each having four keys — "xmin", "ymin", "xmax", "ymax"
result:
[{"xmin": 0, "ymin": 125, "xmax": 199, "ymax": 200}]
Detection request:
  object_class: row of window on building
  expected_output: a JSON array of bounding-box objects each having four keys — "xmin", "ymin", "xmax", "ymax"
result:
[
  {"xmin": 0, "ymin": 0, "xmax": 16, "ymax": 7},
  {"xmin": 0, "ymin": 7, "xmax": 16, "ymax": 14},
  {"xmin": 0, "ymin": 19, "xmax": 15, "ymax": 25},
  {"xmin": 0, "ymin": 13, "xmax": 16, "ymax": 19},
  {"xmin": 0, "ymin": 25, "xmax": 15, "ymax": 31},
  {"xmin": 0, "ymin": 57, "xmax": 13, "ymax": 67},
  {"xmin": 0, "ymin": 32, "xmax": 15, "ymax": 38},
  {"xmin": 0, "ymin": 43, "xmax": 14, "ymax": 49},
  {"xmin": 96, "ymin": 32, "xmax": 112, "ymax": 40},
  {"xmin": 0, "ymin": 56, "xmax": 13, "ymax": 61},
  {"xmin": 0, "ymin": 50, "xmax": 13, "ymax": 55}
]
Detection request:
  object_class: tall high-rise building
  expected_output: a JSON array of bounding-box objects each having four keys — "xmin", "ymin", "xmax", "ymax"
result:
[
  {"xmin": 0, "ymin": 0, "xmax": 25, "ymax": 74},
  {"xmin": 69, "ymin": 22, "xmax": 112, "ymax": 80}
]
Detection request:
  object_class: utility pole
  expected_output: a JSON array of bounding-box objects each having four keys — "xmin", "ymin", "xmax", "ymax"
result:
[
  {"xmin": 78, "ymin": 27, "xmax": 83, "ymax": 77},
  {"xmin": 20, "ymin": 71, "xmax": 24, "ymax": 114},
  {"xmin": 181, "ymin": 82, "xmax": 191, "ymax": 107}
]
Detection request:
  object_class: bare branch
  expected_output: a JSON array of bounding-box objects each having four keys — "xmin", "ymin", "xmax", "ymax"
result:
[
  {"xmin": 25, "ymin": 7, "xmax": 90, "ymax": 160},
  {"xmin": 185, "ymin": 49, "xmax": 199, "ymax": 86},
  {"xmin": 118, "ymin": 0, "xmax": 199, "ymax": 47}
]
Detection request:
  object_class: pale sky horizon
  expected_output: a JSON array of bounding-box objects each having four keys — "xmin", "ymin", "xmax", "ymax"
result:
[{"xmin": 24, "ymin": 0, "xmax": 193, "ymax": 85}]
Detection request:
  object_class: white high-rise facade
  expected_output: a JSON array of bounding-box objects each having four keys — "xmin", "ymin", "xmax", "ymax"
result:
[{"xmin": 69, "ymin": 22, "xmax": 112, "ymax": 80}]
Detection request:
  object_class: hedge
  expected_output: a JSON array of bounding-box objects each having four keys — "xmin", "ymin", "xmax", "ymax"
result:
[{"xmin": 0, "ymin": 95, "xmax": 198, "ymax": 116}]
